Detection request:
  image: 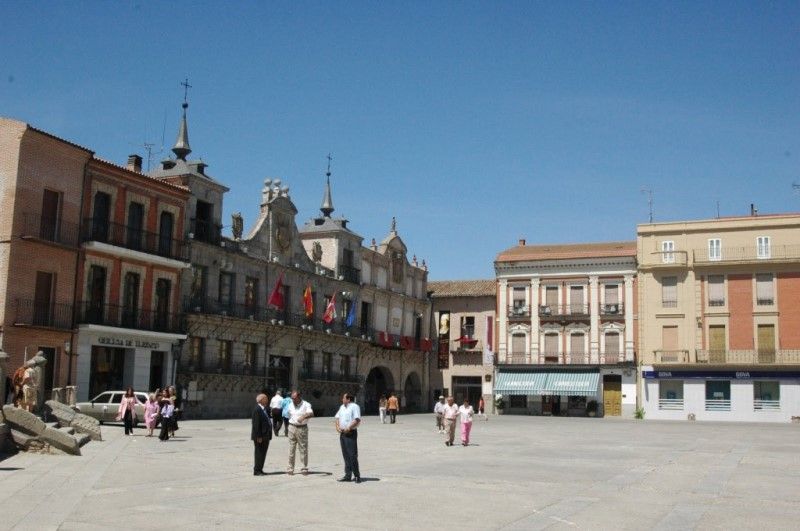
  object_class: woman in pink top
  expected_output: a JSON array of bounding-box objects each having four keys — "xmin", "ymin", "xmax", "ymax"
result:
[
  {"xmin": 116, "ymin": 387, "xmax": 138, "ymax": 435},
  {"xmin": 143, "ymin": 393, "xmax": 159, "ymax": 437},
  {"xmin": 458, "ymin": 398, "xmax": 474, "ymax": 446}
]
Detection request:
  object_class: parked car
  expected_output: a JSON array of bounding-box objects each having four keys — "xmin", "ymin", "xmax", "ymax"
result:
[{"xmin": 75, "ymin": 391, "xmax": 148, "ymax": 425}]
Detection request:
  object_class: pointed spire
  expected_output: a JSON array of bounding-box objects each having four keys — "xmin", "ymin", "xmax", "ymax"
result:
[
  {"xmin": 320, "ymin": 153, "xmax": 334, "ymax": 217},
  {"xmin": 172, "ymin": 102, "xmax": 192, "ymax": 160}
]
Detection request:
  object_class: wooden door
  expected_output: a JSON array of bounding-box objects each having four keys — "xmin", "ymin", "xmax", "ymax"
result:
[
  {"xmin": 708, "ymin": 325, "xmax": 726, "ymax": 363},
  {"xmin": 603, "ymin": 379, "xmax": 622, "ymax": 416}
]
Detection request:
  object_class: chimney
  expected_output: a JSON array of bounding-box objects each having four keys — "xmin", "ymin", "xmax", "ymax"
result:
[
  {"xmin": 519, "ymin": 238, "xmax": 526, "ymax": 246},
  {"xmin": 750, "ymin": 203, "xmax": 758, "ymax": 217},
  {"xmin": 127, "ymin": 154, "xmax": 143, "ymax": 173}
]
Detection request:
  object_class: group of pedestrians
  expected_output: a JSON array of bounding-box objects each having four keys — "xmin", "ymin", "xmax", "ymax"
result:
[
  {"xmin": 252, "ymin": 391, "xmax": 363, "ymax": 483},
  {"xmin": 377, "ymin": 393, "xmax": 400, "ymax": 424},
  {"xmin": 434, "ymin": 395, "xmax": 480, "ymax": 446},
  {"xmin": 115, "ymin": 385, "xmax": 180, "ymax": 442}
]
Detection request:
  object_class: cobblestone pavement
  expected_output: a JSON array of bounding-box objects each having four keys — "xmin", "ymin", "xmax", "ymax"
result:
[{"xmin": 1, "ymin": 413, "xmax": 799, "ymax": 530}]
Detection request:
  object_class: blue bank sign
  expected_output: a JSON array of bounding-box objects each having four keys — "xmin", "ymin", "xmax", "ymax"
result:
[{"xmin": 643, "ymin": 370, "xmax": 800, "ymax": 380}]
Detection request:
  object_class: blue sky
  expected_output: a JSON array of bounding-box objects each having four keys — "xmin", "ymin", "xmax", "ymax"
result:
[{"xmin": 2, "ymin": 1, "xmax": 798, "ymax": 280}]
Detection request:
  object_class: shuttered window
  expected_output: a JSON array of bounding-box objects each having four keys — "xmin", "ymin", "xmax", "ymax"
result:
[
  {"xmin": 605, "ymin": 333, "xmax": 620, "ymax": 354},
  {"xmin": 545, "ymin": 286, "xmax": 558, "ymax": 305},
  {"xmin": 570, "ymin": 333, "xmax": 585, "ymax": 354},
  {"xmin": 756, "ymin": 274, "xmax": 774, "ymax": 305},
  {"xmin": 707, "ymin": 275, "xmax": 725, "ymax": 306},
  {"xmin": 661, "ymin": 276, "xmax": 678, "ymax": 308},
  {"xmin": 604, "ymin": 285, "xmax": 619, "ymax": 304},
  {"xmin": 544, "ymin": 333, "xmax": 558, "ymax": 355},
  {"xmin": 511, "ymin": 334, "xmax": 526, "ymax": 355},
  {"xmin": 661, "ymin": 326, "xmax": 679, "ymax": 350}
]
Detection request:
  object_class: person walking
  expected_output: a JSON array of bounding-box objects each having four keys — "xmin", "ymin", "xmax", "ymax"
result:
[
  {"xmin": 158, "ymin": 396, "xmax": 175, "ymax": 441},
  {"xmin": 251, "ymin": 393, "xmax": 273, "ymax": 476},
  {"xmin": 378, "ymin": 394, "xmax": 388, "ymax": 424},
  {"xmin": 334, "ymin": 393, "xmax": 361, "ymax": 483},
  {"xmin": 442, "ymin": 396, "xmax": 459, "ymax": 447},
  {"xmin": 116, "ymin": 387, "xmax": 138, "ymax": 435},
  {"xmin": 169, "ymin": 385, "xmax": 180, "ymax": 436},
  {"xmin": 144, "ymin": 393, "xmax": 159, "ymax": 437},
  {"xmin": 387, "ymin": 393, "xmax": 399, "ymax": 424},
  {"xmin": 459, "ymin": 398, "xmax": 475, "ymax": 446},
  {"xmin": 281, "ymin": 393, "xmax": 292, "ymax": 437},
  {"xmin": 433, "ymin": 395, "xmax": 446, "ymax": 433},
  {"xmin": 286, "ymin": 391, "xmax": 314, "ymax": 475},
  {"xmin": 270, "ymin": 391, "xmax": 284, "ymax": 436},
  {"xmin": 477, "ymin": 396, "xmax": 486, "ymax": 420}
]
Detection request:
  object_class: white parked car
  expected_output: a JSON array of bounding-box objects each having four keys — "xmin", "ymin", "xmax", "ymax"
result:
[{"xmin": 75, "ymin": 391, "xmax": 149, "ymax": 425}]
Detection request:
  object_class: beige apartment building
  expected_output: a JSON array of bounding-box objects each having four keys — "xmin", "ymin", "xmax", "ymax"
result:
[
  {"xmin": 638, "ymin": 213, "xmax": 800, "ymax": 422},
  {"xmin": 495, "ymin": 240, "xmax": 638, "ymax": 417},
  {"xmin": 429, "ymin": 280, "xmax": 495, "ymax": 410}
]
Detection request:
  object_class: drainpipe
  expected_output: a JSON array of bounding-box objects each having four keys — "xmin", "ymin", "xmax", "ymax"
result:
[{"xmin": 67, "ymin": 157, "xmax": 91, "ymax": 387}]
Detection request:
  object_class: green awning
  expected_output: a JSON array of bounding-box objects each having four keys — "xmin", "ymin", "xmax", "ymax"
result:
[
  {"xmin": 542, "ymin": 372, "xmax": 599, "ymax": 396},
  {"xmin": 495, "ymin": 372, "xmax": 549, "ymax": 394}
]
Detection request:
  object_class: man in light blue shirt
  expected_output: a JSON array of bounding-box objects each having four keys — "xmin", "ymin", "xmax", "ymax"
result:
[{"xmin": 334, "ymin": 393, "xmax": 361, "ymax": 483}]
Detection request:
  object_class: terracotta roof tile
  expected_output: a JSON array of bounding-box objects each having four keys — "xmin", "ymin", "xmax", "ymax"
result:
[
  {"xmin": 428, "ymin": 279, "xmax": 495, "ymax": 297},
  {"xmin": 496, "ymin": 241, "xmax": 636, "ymax": 262}
]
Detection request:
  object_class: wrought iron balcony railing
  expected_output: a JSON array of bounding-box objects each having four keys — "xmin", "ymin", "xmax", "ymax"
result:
[
  {"xmin": 77, "ymin": 302, "xmax": 183, "ymax": 334},
  {"xmin": 654, "ymin": 349, "xmax": 691, "ymax": 363},
  {"xmin": 18, "ymin": 213, "xmax": 81, "ymax": 247},
  {"xmin": 693, "ymin": 245, "xmax": 800, "ymax": 264},
  {"xmin": 508, "ymin": 305, "xmax": 530, "ymax": 318},
  {"xmin": 538, "ymin": 304, "xmax": 589, "ymax": 317},
  {"xmin": 696, "ymin": 349, "xmax": 800, "ymax": 365},
  {"xmin": 14, "ymin": 299, "xmax": 73, "ymax": 330},
  {"xmin": 82, "ymin": 217, "xmax": 188, "ymax": 261},
  {"xmin": 599, "ymin": 303, "xmax": 625, "ymax": 316},
  {"xmin": 338, "ymin": 264, "xmax": 361, "ymax": 284}
]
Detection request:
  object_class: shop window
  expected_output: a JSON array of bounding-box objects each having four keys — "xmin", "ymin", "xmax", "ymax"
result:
[
  {"xmin": 705, "ymin": 380, "xmax": 731, "ymax": 411},
  {"xmin": 567, "ymin": 396, "xmax": 586, "ymax": 410},
  {"xmin": 509, "ymin": 395, "xmax": 527, "ymax": 408},
  {"xmin": 658, "ymin": 380, "xmax": 684, "ymax": 410},
  {"xmin": 753, "ymin": 381, "xmax": 780, "ymax": 411}
]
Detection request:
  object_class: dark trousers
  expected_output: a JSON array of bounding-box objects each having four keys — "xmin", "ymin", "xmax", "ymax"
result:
[
  {"xmin": 159, "ymin": 417, "xmax": 171, "ymax": 440},
  {"xmin": 388, "ymin": 409, "xmax": 397, "ymax": 423},
  {"xmin": 123, "ymin": 410, "xmax": 133, "ymax": 435},
  {"xmin": 283, "ymin": 417, "xmax": 289, "ymax": 436},
  {"xmin": 272, "ymin": 409, "xmax": 283, "ymax": 435},
  {"xmin": 253, "ymin": 439, "xmax": 270, "ymax": 473},
  {"xmin": 339, "ymin": 430, "xmax": 360, "ymax": 479}
]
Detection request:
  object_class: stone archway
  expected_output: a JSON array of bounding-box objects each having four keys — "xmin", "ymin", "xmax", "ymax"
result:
[
  {"xmin": 364, "ymin": 366, "xmax": 395, "ymax": 414},
  {"xmin": 403, "ymin": 372, "xmax": 422, "ymax": 413}
]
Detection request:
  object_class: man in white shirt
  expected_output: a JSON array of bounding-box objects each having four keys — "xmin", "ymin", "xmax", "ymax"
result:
[
  {"xmin": 269, "ymin": 391, "xmax": 283, "ymax": 436},
  {"xmin": 286, "ymin": 391, "xmax": 314, "ymax": 475},
  {"xmin": 441, "ymin": 396, "xmax": 460, "ymax": 447},
  {"xmin": 433, "ymin": 395, "xmax": 446, "ymax": 433},
  {"xmin": 334, "ymin": 393, "xmax": 361, "ymax": 483}
]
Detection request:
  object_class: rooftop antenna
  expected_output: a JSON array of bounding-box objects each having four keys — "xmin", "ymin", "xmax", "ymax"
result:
[
  {"xmin": 640, "ymin": 187, "xmax": 653, "ymax": 223},
  {"xmin": 716, "ymin": 200, "xmax": 720, "ymax": 219}
]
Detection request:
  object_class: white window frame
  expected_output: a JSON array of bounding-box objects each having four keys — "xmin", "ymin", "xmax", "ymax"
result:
[
  {"xmin": 757, "ymin": 236, "xmax": 771, "ymax": 259},
  {"xmin": 661, "ymin": 240, "xmax": 675, "ymax": 263},
  {"xmin": 708, "ymin": 238, "xmax": 721, "ymax": 261}
]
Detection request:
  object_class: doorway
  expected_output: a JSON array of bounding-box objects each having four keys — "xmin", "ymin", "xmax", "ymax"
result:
[
  {"xmin": 451, "ymin": 376, "xmax": 482, "ymax": 407},
  {"xmin": 603, "ymin": 375, "xmax": 622, "ymax": 416},
  {"xmin": 364, "ymin": 366, "xmax": 394, "ymax": 413},
  {"xmin": 542, "ymin": 395, "xmax": 561, "ymax": 416},
  {"xmin": 150, "ymin": 351, "xmax": 165, "ymax": 391},
  {"xmin": 89, "ymin": 347, "xmax": 125, "ymax": 399}
]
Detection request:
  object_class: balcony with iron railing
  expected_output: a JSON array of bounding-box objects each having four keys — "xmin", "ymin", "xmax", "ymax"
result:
[
  {"xmin": 496, "ymin": 351, "xmax": 627, "ymax": 365},
  {"xmin": 14, "ymin": 299, "xmax": 73, "ymax": 330},
  {"xmin": 18, "ymin": 213, "xmax": 81, "ymax": 248},
  {"xmin": 508, "ymin": 305, "xmax": 530, "ymax": 319},
  {"xmin": 76, "ymin": 302, "xmax": 183, "ymax": 334},
  {"xmin": 338, "ymin": 264, "xmax": 361, "ymax": 284},
  {"xmin": 599, "ymin": 303, "xmax": 625, "ymax": 317},
  {"xmin": 653, "ymin": 350, "xmax": 691, "ymax": 363},
  {"xmin": 696, "ymin": 349, "xmax": 800, "ymax": 365},
  {"xmin": 538, "ymin": 304, "xmax": 589, "ymax": 319},
  {"xmin": 693, "ymin": 244, "xmax": 800, "ymax": 264},
  {"xmin": 641, "ymin": 250, "xmax": 689, "ymax": 269},
  {"xmin": 82, "ymin": 218, "xmax": 188, "ymax": 261},
  {"xmin": 189, "ymin": 218, "xmax": 222, "ymax": 245}
]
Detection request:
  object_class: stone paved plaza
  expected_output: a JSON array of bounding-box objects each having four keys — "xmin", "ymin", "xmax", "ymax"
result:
[{"xmin": 1, "ymin": 413, "xmax": 799, "ymax": 530}]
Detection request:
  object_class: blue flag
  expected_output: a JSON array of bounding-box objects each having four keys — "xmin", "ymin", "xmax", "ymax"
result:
[{"xmin": 345, "ymin": 297, "xmax": 357, "ymax": 327}]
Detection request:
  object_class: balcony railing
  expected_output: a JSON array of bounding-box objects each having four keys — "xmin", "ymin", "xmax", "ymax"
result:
[
  {"xmin": 82, "ymin": 218, "xmax": 188, "ymax": 261},
  {"xmin": 696, "ymin": 349, "xmax": 800, "ymax": 365},
  {"xmin": 658, "ymin": 398, "xmax": 684, "ymax": 411},
  {"xmin": 599, "ymin": 303, "xmax": 625, "ymax": 316},
  {"xmin": 299, "ymin": 369, "xmax": 360, "ymax": 383},
  {"xmin": 18, "ymin": 213, "xmax": 81, "ymax": 247},
  {"xmin": 452, "ymin": 352, "xmax": 483, "ymax": 366},
  {"xmin": 189, "ymin": 218, "xmax": 222, "ymax": 245},
  {"xmin": 508, "ymin": 305, "xmax": 530, "ymax": 318},
  {"xmin": 14, "ymin": 299, "xmax": 73, "ymax": 330},
  {"xmin": 654, "ymin": 350, "xmax": 691, "ymax": 363},
  {"xmin": 77, "ymin": 302, "xmax": 183, "ymax": 333},
  {"xmin": 693, "ymin": 245, "xmax": 800, "ymax": 264},
  {"xmin": 538, "ymin": 304, "xmax": 589, "ymax": 318},
  {"xmin": 338, "ymin": 264, "xmax": 361, "ymax": 284},
  {"xmin": 498, "ymin": 353, "xmax": 529, "ymax": 364},
  {"xmin": 642, "ymin": 251, "xmax": 689, "ymax": 268}
]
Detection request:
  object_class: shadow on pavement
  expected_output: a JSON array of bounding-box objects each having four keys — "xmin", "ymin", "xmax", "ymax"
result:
[{"xmin": 0, "ymin": 467, "xmax": 24, "ymax": 471}]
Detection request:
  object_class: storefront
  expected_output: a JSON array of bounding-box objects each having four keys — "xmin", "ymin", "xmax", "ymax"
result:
[
  {"xmin": 642, "ymin": 367, "xmax": 800, "ymax": 423},
  {"xmin": 75, "ymin": 326, "xmax": 186, "ymax": 401},
  {"xmin": 495, "ymin": 370, "xmax": 600, "ymax": 416}
]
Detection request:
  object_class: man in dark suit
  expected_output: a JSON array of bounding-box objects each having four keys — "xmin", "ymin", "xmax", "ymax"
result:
[{"xmin": 252, "ymin": 393, "xmax": 273, "ymax": 476}]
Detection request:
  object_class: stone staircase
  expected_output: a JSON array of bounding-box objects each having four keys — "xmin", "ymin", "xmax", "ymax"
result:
[{"xmin": 0, "ymin": 401, "xmax": 102, "ymax": 456}]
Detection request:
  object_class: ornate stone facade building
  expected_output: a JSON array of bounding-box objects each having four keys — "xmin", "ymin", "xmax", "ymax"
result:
[{"xmin": 151, "ymin": 104, "xmax": 433, "ymax": 418}]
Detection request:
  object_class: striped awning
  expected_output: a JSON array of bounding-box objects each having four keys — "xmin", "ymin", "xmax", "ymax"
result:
[
  {"xmin": 542, "ymin": 372, "xmax": 599, "ymax": 396},
  {"xmin": 495, "ymin": 372, "xmax": 549, "ymax": 394}
]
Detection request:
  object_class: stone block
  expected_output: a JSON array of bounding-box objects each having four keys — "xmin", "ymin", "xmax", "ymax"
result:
[
  {"xmin": 40, "ymin": 426, "xmax": 81, "ymax": 455},
  {"xmin": 58, "ymin": 426, "xmax": 76, "ymax": 436},
  {"xmin": 10, "ymin": 429, "xmax": 37, "ymax": 450},
  {"xmin": 70, "ymin": 413, "xmax": 102, "ymax": 441},
  {"xmin": 45, "ymin": 400, "xmax": 76, "ymax": 427},
  {"xmin": 74, "ymin": 433, "xmax": 92, "ymax": 447},
  {"xmin": 2, "ymin": 405, "xmax": 46, "ymax": 436},
  {"xmin": 0, "ymin": 423, "xmax": 17, "ymax": 455}
]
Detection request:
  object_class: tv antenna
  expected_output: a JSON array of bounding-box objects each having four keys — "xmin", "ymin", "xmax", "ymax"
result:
[{"xmin": 640, "ymin": 187, "xmax": 654, "ymax": 223}]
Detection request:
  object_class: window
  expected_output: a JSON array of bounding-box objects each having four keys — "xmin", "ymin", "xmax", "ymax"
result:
[
  {"xmin": 661, "ymin": 276, "xmax": 677, "ymax": 308},
  {"xmin": 158, "ymin": 211, "xmax": 174, "ymax": 257},
  {"xmin": 121, "ymin": 272, "xmax": 140, "ymax": 328},
  {"xmin": 33, "ymin": 271, "xmax": 54, "ymax": 327},
  {"xmin": 244, "ymin": 343, "xmax": 257, "ymax": 369},
  {"xmin": 658, "ymin": 380, "xmax": 684, "ymax": 410},
  {"xmin": 569, "ymin": 285, "xmax": 585, "ymax": 313},
  {"xmin": 753, "ymin": 381, "xmax": 780, "ymax": 411},
  {"xmin": 661, "ymin": 240, "xmax": 675, "ymax": 263},
  {"xmin": 708, "ymin": 238, "xmax": 721, "ymax": 261},
  {"xmin": 244, "ymin": 276, "xmax": 259, "ymax": 311},
  {"xmin": 509, "ymin": 395, "xmax": 527, "ymax": 408},
  {"xmin": 40, "ymin": 189, "xmax": 61, "ymax": 242},
  {"xmin": 544, "ymin": 333, "xmax": 558, "ymax": 359},
  {"xmin": 126, "ymin": 202, "xmax": 144, "ymax": 250},
  {"xmin": 86, "ymin": 265, "xmax": 107, "ymax": 323},
  {"xmin": 188, "ymin": 337, "xmax": 204, "ymax": 370},
  {"xmin": 219, "ymin": 272, "xmax": 235, "ymax": 308},
  {"xmin": 756, "ymin": 274, "xmax": 774, "ymax": 306},
  {"xmin": 543, "ymin": 286, "xmax": 558, "ymax": 314},
  {"xmin": 604, "ymin": 284, "xmax": 619, "ymax": 305},
  {"xmin": 705, "ymin": 380, "xmax": 731, "ymax": 411},
  {"xmin": 707, "ymin": 275, "xmax": 725, "ymax": 306},
  {"xmin": 340, "ymin": 355, "xmax": 351, "ymax": 377},
  {"xmin": 756, "ymin": 236, "xmax": 770, "ymax": 259},
  {"xmin": 461, "ymin": 316, "xmax": 475, "ymax": 338},
  {"xmin": 511, "ymin": 333, "xmax": 526, "ymax": 356},
  {"xmin": 218, "ymin": 340, "xmax": 232, "ymax": 372},
  {"xmin": 322, "ymin": 352, "xmax": 332, "ymax": 378},
  {"xmin": 660, "ymin": 326, "xmax": 680, "ymax": 361},
  {"xmin": 757, "ymin": 324, "xmax": 776, "ymax": 362},
  {"xmin": 154, "ymin": 279, "xmax": 171, "ymax": 331},
  {"xmin": 511, "ymin": 287, "xmax": 527, "ymax": 315},
  {"xmin": 190, "ymin": 266, "xmax": 207, "ymax": 307},
  {"xmin": 91, "ymin": 192, "xmax": 111, "ymax": 242},
  {"xmin": 570, "ymin": 333, "xmax": 585, "ymax": 357},
  {"xmin": 360, "ymin": 301, "xmax": 372, "ymax": 332},
  {"xmin": 604, "ymin": 332, "xmax": 620, "ymax": 357},
  {"xmin": 194, "ymin": 200, "xmax": 214, "ymax": 243},
  {"xmin": 303, "ymin": 349, "xmax": 315, "ymax": 371}
]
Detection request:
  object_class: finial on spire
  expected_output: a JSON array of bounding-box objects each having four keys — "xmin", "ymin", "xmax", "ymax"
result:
[
  {"xmin": 390, "ymin": 216, "xmax": 397, "ymax": 234},
  {"xmin": 320, "ymin": 153, "xmax": 334, "ymax": 217},
  {"xmin": 172, "ymin": 78, "xmax": 192, "ymax": 160}
]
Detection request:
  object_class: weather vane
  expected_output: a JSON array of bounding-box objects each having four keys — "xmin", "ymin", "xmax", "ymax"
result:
[
  {"xmin": 326, "ymin": 152, "xmax": 333, "ymax": 177},
  {"xmin": 180, "ymin": 77, "xmax": 192, "ymax": 104}
]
